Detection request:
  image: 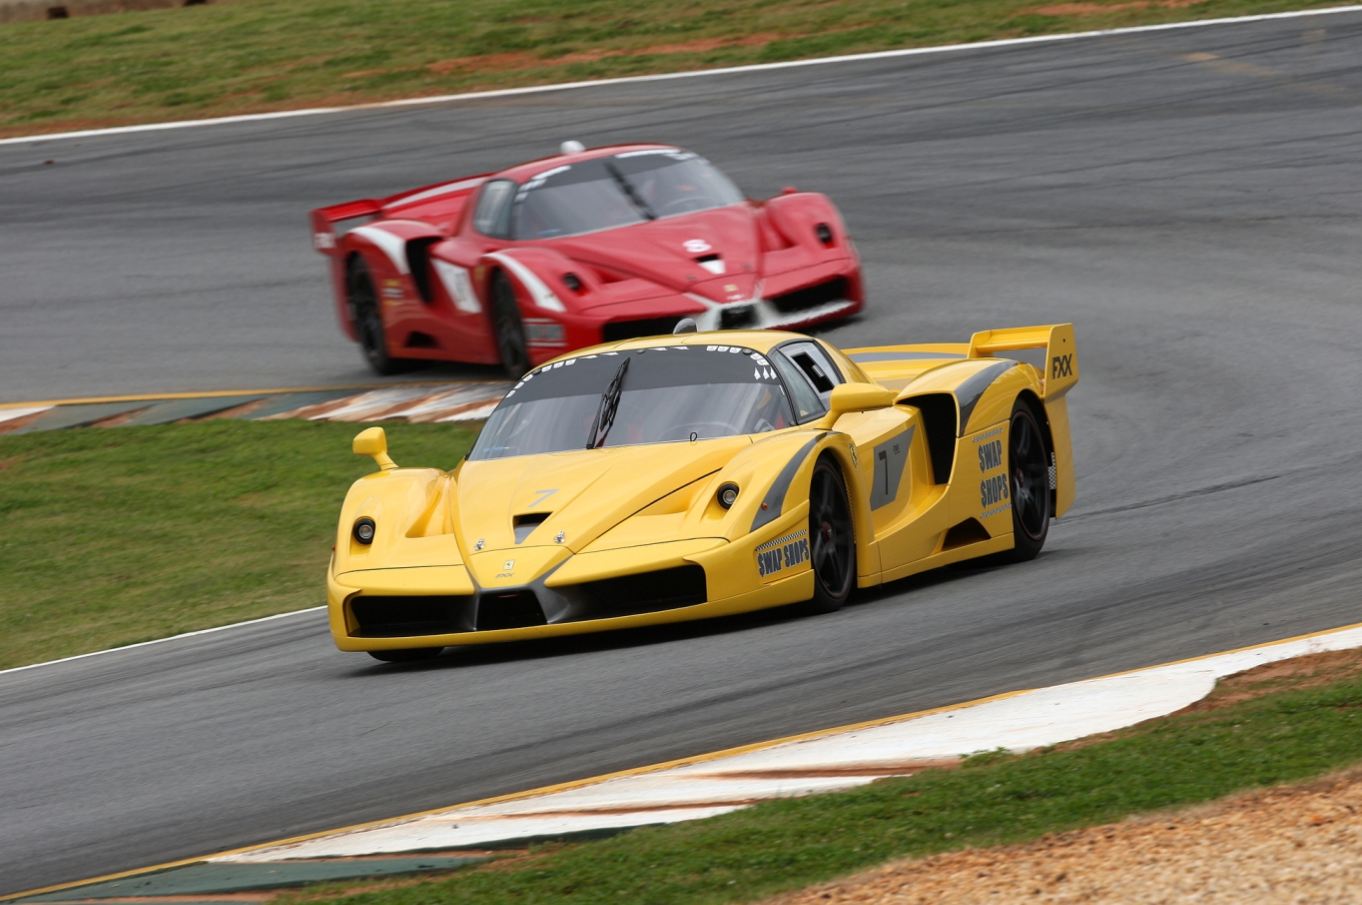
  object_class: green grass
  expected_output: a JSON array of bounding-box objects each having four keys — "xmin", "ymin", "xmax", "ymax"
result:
[
  {"xmin": 0, "ymin": 420, "xmax": 474, "ymax": 669},
  {"xmin": 285, "ymin": 671, "xmax": 1362, "ymax": 904},
  {"xmin": 0, "ymin": 0, "xmax": 1349, "ymax": 136}
]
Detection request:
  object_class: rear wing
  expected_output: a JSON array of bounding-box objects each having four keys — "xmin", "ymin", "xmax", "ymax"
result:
[
  {"xmin": 968, "ymin": 323, "xmax": 1077, "ymax": 399},
  {"xmin": 309, "ymin": 174, "xmax": 490, "ymax": 258},
  {"xmin": 310, "ymin": 198, "xmax": 382, "ymax": 257}
]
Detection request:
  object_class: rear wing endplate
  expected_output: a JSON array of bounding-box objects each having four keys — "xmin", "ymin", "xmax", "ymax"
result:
[
  {"xmin": 968, "ymin": 323, "xmax": 1078, "ymax": 399},
  {"xmin": 310, "ymin": 199, "xmax": 382, "ymax": 257}
]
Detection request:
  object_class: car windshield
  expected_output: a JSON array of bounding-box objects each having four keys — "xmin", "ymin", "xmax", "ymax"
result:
[
  {"xmin": 470, "ymin": 346, "xmax": 794, "ymax": 460},
  {"xmin": 509, "ymin": 149, "xmax": 744, "ymax": 240}
]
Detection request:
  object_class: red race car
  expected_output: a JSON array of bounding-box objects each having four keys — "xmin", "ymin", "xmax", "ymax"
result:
[{"xmin": 311, "ymin": 142, "xmax": 863, "ymax": 376}]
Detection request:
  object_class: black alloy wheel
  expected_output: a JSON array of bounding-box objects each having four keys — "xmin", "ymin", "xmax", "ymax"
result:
[
  {"xmin": 368, "ymin": 647, "xmax": 443, "ymax": 663},
  {"xmin": 347, "ymin": 257, "xmax": 410, "ymax": 375},
  {"xmin": 805, "ymin": 457, "xmax": 856, "ymax": 614},
  {"xmin": 1004, "ymin": 399, "xmax": 1051, "ymax": 561},
  {"xmin": 491, "ymin": 273, "xmax": 531, "ymax": 379}
]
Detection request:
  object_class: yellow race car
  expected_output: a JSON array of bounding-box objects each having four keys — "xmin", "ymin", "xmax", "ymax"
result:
[{"xmin": 327, "ymin": 325, "xmax": 1078, "ymax": 661}]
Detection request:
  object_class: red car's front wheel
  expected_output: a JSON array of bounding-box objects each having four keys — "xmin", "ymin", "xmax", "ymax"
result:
[{"xmin": 491, "ymin": 273, "xmax": 531, "ymax": 379}]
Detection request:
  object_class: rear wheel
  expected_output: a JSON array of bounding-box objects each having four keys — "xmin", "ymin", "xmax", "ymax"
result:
[
  {"xmin": 491, "ymin": 273, "xmax": 530, "ymax": 379},
  {"xmin": 347, "ymin": 257, "xmax": 411, "ymax": 376},
  {"xmin": 805, "ymin": 457, "xmax": 856, "ymax": 614},
  {"xmin": 368, "ymin": 647, "xmax": 443, "ymax": 663},
  {"xmin": 1002, "ymin": 399, "xmax": 1051, "ymax": 562}
]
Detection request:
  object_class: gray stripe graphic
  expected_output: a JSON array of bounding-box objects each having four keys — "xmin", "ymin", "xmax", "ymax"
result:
[
  {"xmin": 751, "ymin": 434, "xmax": 825, "ymax": 532},
  {"xmin": 956, "ymin": 360, "xmax": 1017, "ymax": 435}
]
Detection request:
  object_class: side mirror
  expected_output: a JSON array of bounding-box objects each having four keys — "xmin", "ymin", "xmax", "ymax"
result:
[
  {"xmin": 828, "ymin": 382, "xmax": 897, "ymax": 417},
  {"xmin": 353, "ymin": 426, "xmax": 397, "ymax": 471}
]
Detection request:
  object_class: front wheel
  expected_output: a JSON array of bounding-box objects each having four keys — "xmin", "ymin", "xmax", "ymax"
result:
[
  {"xmin": 491, "ymin": 273, "xmax": 530, "ymax": 379},
  {"xmin": 1002, "ymin": 399, "xmax": 1051, "ymax": 562},
  {"xmin": 368, "ymin": 647, "xmax": 443, "ymax": 663},
  {"xmin": 804, "ymin": 457, "xmax": 856, "ymax": 614}
]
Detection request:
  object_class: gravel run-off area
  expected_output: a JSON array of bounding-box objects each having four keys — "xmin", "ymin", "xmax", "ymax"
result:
[{"xmin": 768, "ymin": 770, "xmax": 1362, "ymax": 904}]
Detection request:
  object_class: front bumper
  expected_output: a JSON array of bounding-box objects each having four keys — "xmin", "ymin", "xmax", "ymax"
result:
[
  {"xmin": 327, "ymin": 515, "xmax": 816, "ymax": 651},
  {"xmin": 525, "ymin": 260, "xmax": 863, "ymax": 365}
]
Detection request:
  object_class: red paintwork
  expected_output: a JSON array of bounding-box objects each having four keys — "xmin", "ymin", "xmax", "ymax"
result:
[{"xmin": 311, "ymin": 144, "xmax": 863, "ymax": 371}]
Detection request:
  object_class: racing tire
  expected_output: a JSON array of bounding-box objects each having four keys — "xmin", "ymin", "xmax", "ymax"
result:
[
  {"xmin": 1001, "ymin": 399, "xmax": 1051, "ymax": 562},
  {"xmin": 804, "ymin": 457, "xmax": 856, "ymax": 614},
  {"xmin": 491, "ymin": 273, "xmax": 531, "ymax": 379},
  {"xmin": 347, "ymin": 257, "xmax": 412, "ymax": 376},
  {"xmin": 368, "ymin": 647, "xmax": 443, "ymax": 663}
]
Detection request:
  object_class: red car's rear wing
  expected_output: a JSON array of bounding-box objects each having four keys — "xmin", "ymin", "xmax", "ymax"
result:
[
  {"xmin": 310, "ymin": 175, "xmax": 491, "ymax": 257},
  {"xmin": 310, "ymin": 199, "xmax": 382, "ymax": 257}
]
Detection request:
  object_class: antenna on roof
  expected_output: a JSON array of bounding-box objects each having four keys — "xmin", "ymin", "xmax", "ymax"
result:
[
  {"xmin": 560, "ymin": 140, "xmax": 586, "ymax": 154},
  {"xmin": 673, "ymin": 318, "xmax": 699, "ymax": 335}
]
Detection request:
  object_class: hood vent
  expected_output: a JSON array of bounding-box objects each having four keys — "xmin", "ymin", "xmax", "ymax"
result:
[
  {"xmin": 513, "ymin": 512, "xmax": 551, "ymax": 544},
  {"xmin": 695, "ymin": 253, "xmax": 725, "ymax": 276}
]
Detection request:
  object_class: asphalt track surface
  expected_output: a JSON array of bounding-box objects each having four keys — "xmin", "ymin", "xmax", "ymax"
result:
[{"xmin": 3, "ymin": 11, "xmax": 1362, "ymax": 894}]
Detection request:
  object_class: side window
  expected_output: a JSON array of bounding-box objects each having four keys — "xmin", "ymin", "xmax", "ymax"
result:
[
  {"xmin": 771, "ymin": 352, "xmax": 826, "ymax": 423},
  {"xmin": 779, "ymin": 341, "xmax": 844, "ymax": 399},
  {"xmin": 472, "ymin": 180, "xmax": 516, "ymax": 238}
]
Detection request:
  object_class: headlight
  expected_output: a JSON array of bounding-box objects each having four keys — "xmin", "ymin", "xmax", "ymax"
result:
[
  {"xmin": 718, "ymin": 483, "xmax": 740, "ymax": 509},
  {"xmin": 353, "ymin": 517, "xmax": 376, "ymax": 544},
  {"xmin": 815, "ymin": 222, "xmax": 834, "ymax": 245}
]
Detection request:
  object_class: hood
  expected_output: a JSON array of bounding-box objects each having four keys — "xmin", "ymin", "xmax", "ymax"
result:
[
  {"xmin": 547, "ymin": 206, "xmax": 761, "ymax": 306},
  {"xmin": 453, "ymin": 438, "xmax": 748, "ymax": 584}
]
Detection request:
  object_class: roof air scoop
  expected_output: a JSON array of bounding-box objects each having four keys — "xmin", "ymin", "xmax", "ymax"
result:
[{"xmin": 560, "ymin": 140, "xmax": 586, "ymax": 155}]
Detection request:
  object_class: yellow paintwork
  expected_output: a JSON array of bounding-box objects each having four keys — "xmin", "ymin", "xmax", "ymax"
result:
[{"xmin": 326, "ymin": 325, "xmax": 1079, "ymax": 653}]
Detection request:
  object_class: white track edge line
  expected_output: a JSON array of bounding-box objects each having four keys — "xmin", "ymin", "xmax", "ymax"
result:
[
  {"xmin": 3, "ymin": 3, "xmax": 1361, "ymax": 147},
  {"xmin": 0, "ymin": 606, "xmax": 323, "ymax": 677}
]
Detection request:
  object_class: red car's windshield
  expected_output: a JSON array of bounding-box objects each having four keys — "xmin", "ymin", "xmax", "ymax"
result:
[
  {"xmin": 510, "ymin": 149, "xmax": 744, "ymax": 240},
  {"xmin": 470, "ymin": 345, "xmax": 793, "ymax": 460}
]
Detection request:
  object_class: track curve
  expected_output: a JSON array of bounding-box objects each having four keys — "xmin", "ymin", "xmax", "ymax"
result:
[{"xmin": 3, "ymin": 12, "xmax": 1362, "ymax": 894}]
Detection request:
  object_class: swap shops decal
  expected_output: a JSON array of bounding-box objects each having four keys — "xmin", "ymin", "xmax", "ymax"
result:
[
  {"xmin": 756, "ymin": 529, "xmax": 811, "ymax": 579},
  {"xmin": 975, "ymin": 427, "xmax": 1010, "ymax": 518}
]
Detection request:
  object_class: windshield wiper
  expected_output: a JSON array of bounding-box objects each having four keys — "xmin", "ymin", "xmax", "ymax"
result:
[
  {"xmin": 587, "ymin": 355, "xmax": 631, "ymax": 449},
  {"xmin": 604, "ymin": 162, "xmax": 656, "ymax": 221}
]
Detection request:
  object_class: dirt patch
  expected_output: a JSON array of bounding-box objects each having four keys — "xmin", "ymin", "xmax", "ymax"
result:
[
  {"xmin": 767, "ymin": 765, "xmax": 1362, "ymax": 905},
  {"xmin": 425, "ymin": 32, "xmax": 784, "ymax": 76},
  {"xmin": 1028, "ymin": 0, "xmax": 1205, "ymax": 15}
]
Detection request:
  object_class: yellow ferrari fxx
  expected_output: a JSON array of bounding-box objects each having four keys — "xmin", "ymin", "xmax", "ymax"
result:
[{"xmin": 328, "ymin": 325, "xmax": 1078, "ymax": 661}]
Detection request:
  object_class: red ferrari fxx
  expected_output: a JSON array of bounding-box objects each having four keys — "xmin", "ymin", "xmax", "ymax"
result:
[{"xmin": 311, "ymin": 143, "xmax": 864, "ymax": 376}]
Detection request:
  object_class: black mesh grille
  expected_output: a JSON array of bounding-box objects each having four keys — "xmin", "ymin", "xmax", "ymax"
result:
[
  {"xmin": 602, "ymin": 316, "xmax": 683, "ymax": 342},
  {"xmin": 769, "ymin": 277, "xmax": 848, "ymax": 314},
  {"xmin": 477, "ymin": 590, "xmax": 547, "ymax": 631},
  {"xmin": 350, "ymin": 596, "xmax": 473, "ymax": 637},
  {"xmin": 719, "ymin": 305, "xmax": 757, "ymax": 329},
  {"xmin": 574, "ymin": 565, "xmax": 707, "ymax": 619}
]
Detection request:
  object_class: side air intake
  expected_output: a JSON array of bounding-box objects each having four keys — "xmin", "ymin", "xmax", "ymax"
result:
[{"xmin": 942, "ymin": 518, "xmax": 991, "ymax": 550}]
